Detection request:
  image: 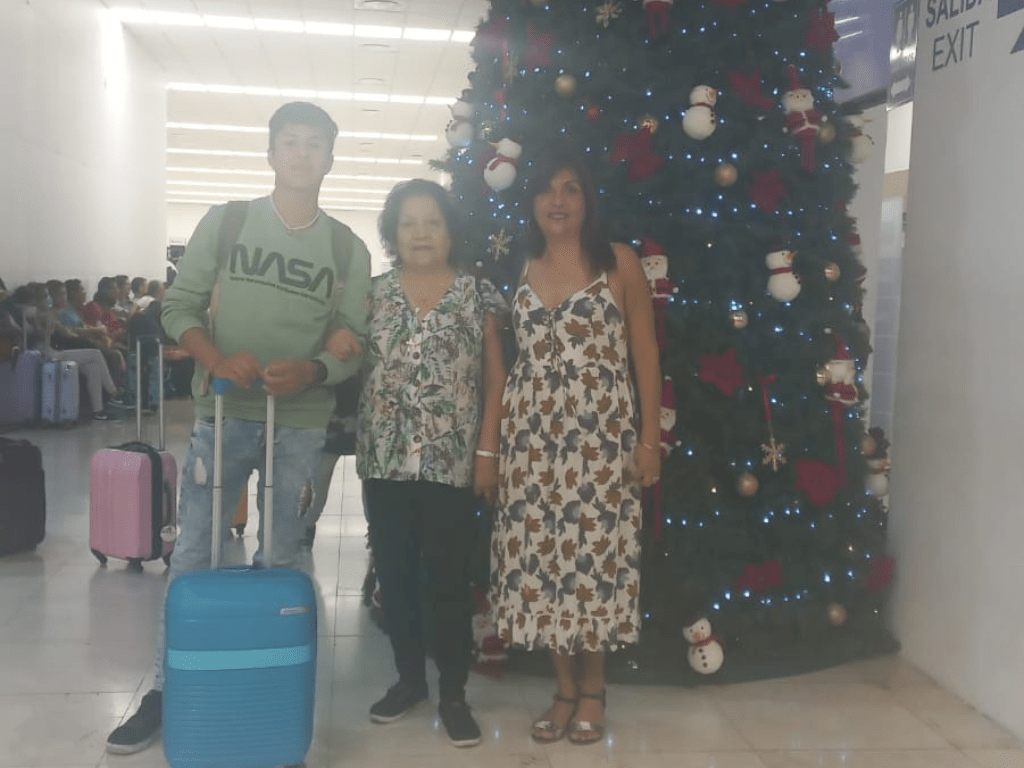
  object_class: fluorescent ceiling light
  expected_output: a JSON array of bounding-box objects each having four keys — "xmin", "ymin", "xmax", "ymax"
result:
[
  {"xmin": 203, "ymin": 15, "xmax": 254, "ymax": 30},
  {"xmin": 354, "ymin": 25, "xmax": 403, "ymax": 39},
  {"xmin": 167, "ymin": 83, "xmax": 455, "ymax": 106},
  {"xmin": 255, "ymin": 18, "xmax": 305, "ymax": 33},
  {"xmin": 109, "ymin": 9, "xmax": 473, "ymax": 43},
  {"xmin": 167, "ymin": 148, "xmax": 426, "ymax": 165},
  {"xmin": 167, "ymin": 166, "xmax": 419, "ymax": 182},
  {"xmin": 167, "ymin": 122, "xmax": 437, "ymax": 142},
  {"xmin": 403, "ymin": 28, "xmax": 452, "ymax": 42},
  {"xmin": 305, "ymin": 22, "xmax": 354, "ymax": 36}
]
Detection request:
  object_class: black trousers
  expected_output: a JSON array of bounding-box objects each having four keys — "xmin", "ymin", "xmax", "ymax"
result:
[{"xmin": 364, "ymin": 478, "xmax": 476, "ymax": 703}]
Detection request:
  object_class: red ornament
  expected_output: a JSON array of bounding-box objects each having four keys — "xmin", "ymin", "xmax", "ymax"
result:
[
  {"xmin": 806, "ymin": 8, "xmax": 840, "ymax": 52},
  {"xmin": 865, "ymin": 556, "xmax": 895, "ymax": 594},
  {"xmin": 794, "ymin": 458, "xmax": 841, "ymax": 507},
  {"xmin": 748, "ymin": 169, "xmax": 787, "ymax": 213},
  {"xmin": 734, "ymin": 560, "xmax": 783, "ymax": 593},
  {"xmin": 698, "ymin": 348, "xmax": 746, "ymax": 397},
  {"xmin": 727, "ymin": 69, "xmax": 775, "ymax": 113},
  {"xmin": 609, "ymin": 123, "xmax": 665, "ymax": 180},
  {"xmin": 583, "ymin": 98, "xmax": 601, "ymax": 120},
  {"xmin": 524, "ymin": 23, "xmax": 554, "ymax": 69}
]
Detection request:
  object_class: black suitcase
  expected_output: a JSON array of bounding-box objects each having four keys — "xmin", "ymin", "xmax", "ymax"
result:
[{"xmin": 0, "ymin": 437, "xmax": 46, "ymax": 555}]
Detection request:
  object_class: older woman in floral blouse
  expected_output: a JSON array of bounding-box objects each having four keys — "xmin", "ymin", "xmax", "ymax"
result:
[{"xmin": 355, "ymin": 179, "xmax": 507, "ymax": 748}]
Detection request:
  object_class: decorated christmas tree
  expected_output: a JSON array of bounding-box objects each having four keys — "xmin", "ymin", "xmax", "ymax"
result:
[{"xmin": 443, "ymin": 0, "xmax": 895, "ymax": 682}]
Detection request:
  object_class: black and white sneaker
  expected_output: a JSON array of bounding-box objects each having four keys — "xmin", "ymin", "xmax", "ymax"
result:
[
  {"xmin": 106, "ymin": 689, "xmax": 161, "ymax": 755},
  {"xmin": 370, "ymin": 680, "xmax": 428, "ymax": 724},
  {"xmin": 438, "ymin": 700, "xmax": 481, "ymax": 748}
]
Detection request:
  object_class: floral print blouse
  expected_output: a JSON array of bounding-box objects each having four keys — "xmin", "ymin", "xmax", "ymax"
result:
[{"xmin": 355, "ymin": 270, "xmax": 508, "ymax": 488}]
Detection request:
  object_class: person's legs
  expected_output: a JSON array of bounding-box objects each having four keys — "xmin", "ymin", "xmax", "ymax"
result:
[
  {"xmin": 531, "ymin": 651, "xmax": 579, "ymax": 742},
  {"xmin": 420, "ymin": 483, "xmax": 476, "ymax": 704},
  {"xmin": 568, "ymin": 651, "xmax": 606, "ymax": 745},
  {"xmin": 302, "ymin": 449, "xmax": 341, "ymax": 546},
  {"xmin": 106, "ymin": 417, "xmax": 260, "ymax": 755},
  {"xmin": 421, "ymin": 483, "xmax": 481, "ymax": 747},
  {"xmin": 252, "ymin": 424, "xmax": 326, "ymax": 568},
  {"xmin": 364, "ymin": 479, "xmax": 429, "ymax": 721}
]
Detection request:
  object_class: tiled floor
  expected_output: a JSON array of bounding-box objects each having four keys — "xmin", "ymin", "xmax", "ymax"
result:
[{"xmin": 1, "ymin": 401, "xmax": 1021, "ymax": 768}]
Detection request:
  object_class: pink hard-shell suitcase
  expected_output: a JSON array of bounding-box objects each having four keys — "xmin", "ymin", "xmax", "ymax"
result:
[{"xmin": 89, "ymin": 339, "xmax": 177, "ymax": 570}]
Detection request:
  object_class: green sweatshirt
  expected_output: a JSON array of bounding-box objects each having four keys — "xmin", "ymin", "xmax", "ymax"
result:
[{"xmin": 162, "ymin": 197, "xmax": 371, "ymax": 429}]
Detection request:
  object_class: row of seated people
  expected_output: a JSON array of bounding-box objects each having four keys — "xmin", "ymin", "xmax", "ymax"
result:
[{"xmin": 0, "ymin": 276, "xmax": 191, "ymax": 423}]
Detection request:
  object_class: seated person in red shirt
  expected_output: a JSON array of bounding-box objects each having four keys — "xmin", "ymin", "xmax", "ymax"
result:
[{"xmin": 83, "ymin": 277, "xmax": 127, "ymax": 347}]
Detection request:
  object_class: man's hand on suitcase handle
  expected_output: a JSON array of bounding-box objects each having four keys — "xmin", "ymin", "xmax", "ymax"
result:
[
  {"xmin": 211, "ymin": 352, "xmax": 263, "ymax": 390},
  {"xmin": 262, "ymin": 359, "xmax": 317, "ymax": 396}
]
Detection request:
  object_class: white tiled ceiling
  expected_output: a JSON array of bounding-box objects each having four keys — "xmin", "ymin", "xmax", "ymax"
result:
[{"xmin": 100, "ymin": 0, "xmax": 489, "ymax": 209}]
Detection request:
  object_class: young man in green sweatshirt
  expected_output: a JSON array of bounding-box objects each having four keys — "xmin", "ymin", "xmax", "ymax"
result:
[{"xmin": 106, "ymin": 101, "xmax": 371, "ymax": 756}]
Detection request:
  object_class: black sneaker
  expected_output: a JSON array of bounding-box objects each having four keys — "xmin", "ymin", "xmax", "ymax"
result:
[
  {"xmin": 370, "ymin": 680, "xmax": 428, "ymax": 724},
  {"xmin": 92, "ymin": 411, "xmax": 111, "ymax": 421},
  {"xmin": 438, "ymin": 700, "xmax": 481, "ymax": 748},
  {"xmin": 106, "ymin": 689, "xmax": 161, "ymax": 754}
]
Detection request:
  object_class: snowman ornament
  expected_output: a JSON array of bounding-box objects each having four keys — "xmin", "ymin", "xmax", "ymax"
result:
[
  {"xmin": 682, "ymin": 85, "xmax": 718, "ymax": 140},
  {"xmin": 766, "ymin": 249, "xmax": 801, "ymax": 302},
  {"xmin": 865, "ymin": 458, "xmax": 891, "ymax": 497},
  {"xmin": 483, "ymin": 138, "xmax": 523, "ymax": 192},
  {"xmin": 781, "ymin": 66, "xmax": 826, "ymax": 171},
  {"xmin": 683, "ymin": 617, "xmax": 724, "ymax": 675},
  {"xmin": 445, "ymin": 99, "xmax": 475, "ymax": 149}
]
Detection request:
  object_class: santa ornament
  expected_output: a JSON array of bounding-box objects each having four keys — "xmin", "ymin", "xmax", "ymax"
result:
[
  {"xmin": 643, "ymin": 376, "xmax": 681, "ymax": 539},
  {"xmin": 445, "ymin": 99, "xmax": 475, "ymax": 149},
  {"xmin": 682, "ymin": 85, "xmax": 718, "ymax": 140},
  {"xmin": 470, "ymin": 589, "xmax": 507, "ymax": 677},
  {"xmin": 823, "ymin": 337, "xmax": 858, "ymax": 407},
  {"xmin": 683, "ymin": 617, "xmax": 724, "ymax": 675},
  {"xmin": 483, "ymin": 138, "xmax": 522, "ymax": 192},
  {"xmin": 642, "ymin": 0, "xmax": 673, "ymax": 38},
  {"xmin": 781, "ymin": 66, "xmax": 826, "ymax": 172},
  {"xmin": 640, "ymin": 238, "xmax": 675, "ymax": 347},
  {"xmin": 766, "ymin": 248, "xmax": 800, "ymax": 302}
]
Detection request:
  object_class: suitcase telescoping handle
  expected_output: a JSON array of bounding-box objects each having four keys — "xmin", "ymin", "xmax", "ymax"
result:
[
  {"xmin": 210, "ymin": 377, "xmax": 275, "ymax": 569},
  {"xmin": 135, "ymin": 337, "xmax": 167, "ymax": 450}
]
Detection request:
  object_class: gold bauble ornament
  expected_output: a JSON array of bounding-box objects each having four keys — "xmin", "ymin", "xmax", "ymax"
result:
[
  {"xmin": 861, "ymin": 435, "xmax": 877, "ymax": 457},
  {"xmin": 555, "ymin": 74, "xmax": 577, "ymax": 97},
  {"xmin": 818, "ymin": 123, "xmax": 837, "ymax": 144},
  {"xmin": 639, "ymin": 114, "xmax": 659, "ymax": 133},
  {"xmin": 730, "ymin": 310, "xmax": 749, "ymax": 330},
  {"xmin": 827, "ymin": 603, "xmax": 849, "ymax": 627},
  {"xmin": 714, "ymin": 162, "xmax": 739, "ymax": 187},
  {"xmin": 737, "ymin": 472, "xmax": 759, "ymax": 497},
  {"xmin": 816, "ymin": 367, "xmax": 831, "ymax": 386},
  {"xmin": 824, "ymin": 262, "xmax": 841, "ymax": 282}
]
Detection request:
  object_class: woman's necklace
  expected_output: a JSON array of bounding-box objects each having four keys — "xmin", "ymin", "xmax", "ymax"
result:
[{"xmin": 271, "ymin": 195, "xmax": 320, "ymax": 233}]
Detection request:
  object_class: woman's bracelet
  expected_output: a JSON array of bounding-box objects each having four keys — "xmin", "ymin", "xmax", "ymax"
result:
[
  {"xmin": 639, "ymin": 442, "xmax": 658, "ymax": 454},
  {"xmin": 475, "ymin": 449, "xmax": 498, "ymax": 459}
]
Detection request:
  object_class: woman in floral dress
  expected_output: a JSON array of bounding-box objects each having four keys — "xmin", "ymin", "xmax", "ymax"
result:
[
  {"xmin": 356, "ymin": 180, "xmax": 507, "ymax": 747},
  {"xmin": 491, "ymin": 153, "xmax": 662, "ymax": 744}
]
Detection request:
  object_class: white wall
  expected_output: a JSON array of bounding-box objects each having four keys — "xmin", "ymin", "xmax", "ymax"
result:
[
  {"xmin": 891, "ymin": 5, "xmax": 1024, "ymax": 739},
  {"xmin": 0, "ymin": 0, "xmax": 165, "ymax": 292},
  {"xmin": 168, "ymin": 203, "xmax": 390, "ymax": 276}
]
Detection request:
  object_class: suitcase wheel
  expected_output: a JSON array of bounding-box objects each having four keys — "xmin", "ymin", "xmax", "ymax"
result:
[
  {"xmin": 234, "ymin": 524, "xmax": 245, "ymax": 537},
  {"xmin": 91, "ymin": 549, "xmax": 108, "ymax": 566},
  {"xmin": 163, "ymin": 553, "xmax": 172, "ymax": 567},
  {"xmin": 127, "ymin": 558, "xmax": 144, "ymax": 572}
]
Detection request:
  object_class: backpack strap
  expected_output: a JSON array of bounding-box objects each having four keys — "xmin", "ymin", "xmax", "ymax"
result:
[
  {"xmin": 208, "ymin": 201, "xmax": 249, "ymax": 335},
  {"xmin": 326, "ymin": 216, "xmax": 355, "ymax": 317}
]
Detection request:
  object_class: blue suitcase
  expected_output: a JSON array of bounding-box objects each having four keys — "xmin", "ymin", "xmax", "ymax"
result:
[{"xmin": 163, "ymin": 381, "xmax": 316, "ymax": 768}]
